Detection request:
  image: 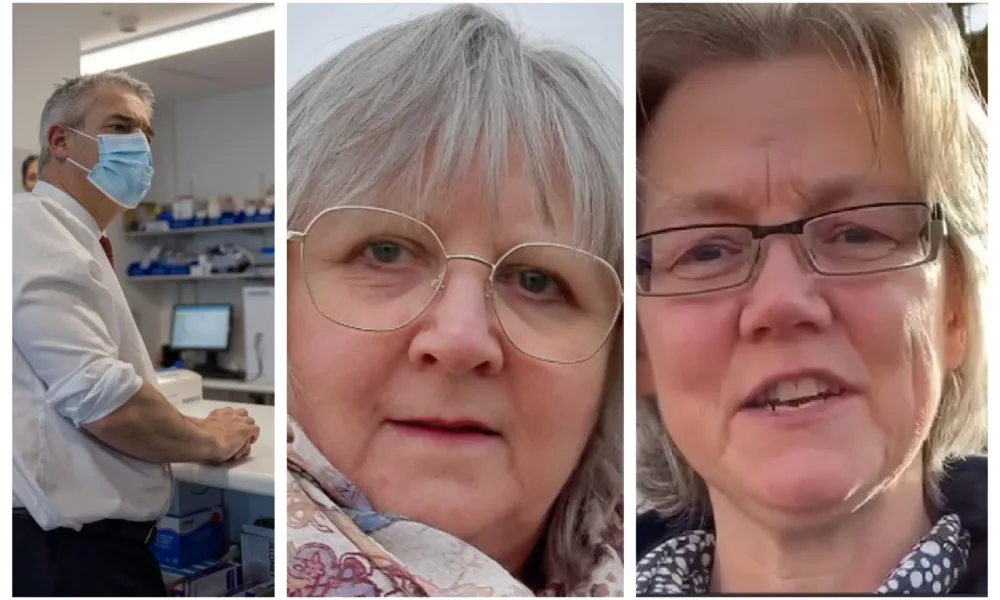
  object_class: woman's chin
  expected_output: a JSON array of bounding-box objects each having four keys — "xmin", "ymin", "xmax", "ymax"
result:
[
  {"xmin": 367, "ymin": 476, "xmax": 516, "ymax": 543},
  {"xmin": 733, "ymin": 449, "xmax": 881, "ymax": 517}
]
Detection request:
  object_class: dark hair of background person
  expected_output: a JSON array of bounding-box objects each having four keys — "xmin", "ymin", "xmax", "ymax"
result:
[{"xmin": 21, "ymin": 155, "xmax": 38, "ymax": 190}]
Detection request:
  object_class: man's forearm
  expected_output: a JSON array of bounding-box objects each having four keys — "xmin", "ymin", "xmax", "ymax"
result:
[{"xmin": 83, "ymin": 380, "xmax": 218, "ymax": 463}]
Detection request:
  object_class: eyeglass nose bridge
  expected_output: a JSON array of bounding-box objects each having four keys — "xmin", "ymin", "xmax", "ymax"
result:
[
  {"xmin": 749, "ymin": 217, "xmax": 808, "ymax": 240},
  {"xmin": 430, "ymin": 253, "xmax": 497, "ymax": 299},
  {"xmin": 746, "ymin": 216, "xmax": 817, "ymax": 276}
]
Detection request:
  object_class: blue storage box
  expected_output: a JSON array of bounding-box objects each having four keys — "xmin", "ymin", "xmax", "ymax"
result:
[
  {"xmin": 151, "ymin": 505, "xmax": 225, "ymax": 568},
  {"xmin": 167, "ymin": 484, "xmax": 223, "ymax": 517}
]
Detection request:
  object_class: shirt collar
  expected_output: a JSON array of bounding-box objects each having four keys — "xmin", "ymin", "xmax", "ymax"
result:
[
  {"xmin": 32, "ymin": 181, "xmax": 104, "ymax": 239},
  {"xmin": 636, "ymin": 512, "xmax": 970, "ymax": 595}
]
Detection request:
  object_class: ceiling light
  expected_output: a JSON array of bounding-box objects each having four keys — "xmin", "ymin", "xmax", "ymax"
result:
[{"xmin": 81, "ymin": 5, "xmax": 275, "ymax": 74}]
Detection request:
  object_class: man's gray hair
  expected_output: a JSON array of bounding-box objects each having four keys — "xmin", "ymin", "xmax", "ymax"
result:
[
  {"xmin": 288, "ymin": 3, "xmax": 623, "ymax": 586},
  {"xmin": 38, "ymin": 70, "xmax": 154, "ymax": 164}
]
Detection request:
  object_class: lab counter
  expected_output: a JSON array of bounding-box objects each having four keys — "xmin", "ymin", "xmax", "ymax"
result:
[
  {"xmin": 202, "ymin": 379, "xmax": 275, "ymax": 395},
  {"xmin": 171, "ymin": 399, "xmax": 275, "ymax": 497}
]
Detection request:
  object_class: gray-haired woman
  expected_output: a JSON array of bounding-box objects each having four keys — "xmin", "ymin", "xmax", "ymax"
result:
[
  {"xmin": 286, "ymin": 4, "xmax": 623, "ymax": 596},
  {"xmin": 636, "ymin": 3, "xmax": 986, "ymax": 595}
]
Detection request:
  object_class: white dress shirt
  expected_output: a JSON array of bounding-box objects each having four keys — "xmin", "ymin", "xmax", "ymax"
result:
[{"xmin": 13, "ymin": 181, "xmax": 172, "ymax": 530}]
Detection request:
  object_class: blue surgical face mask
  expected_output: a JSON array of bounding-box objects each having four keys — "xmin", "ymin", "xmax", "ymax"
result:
[{"xmin": 67, "ymin": 128, "xmax": 154, "ymax": 209}]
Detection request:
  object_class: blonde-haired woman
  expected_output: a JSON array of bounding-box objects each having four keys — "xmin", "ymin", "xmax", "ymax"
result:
[
  {"xmin": 636, "ymin": 3, "xmax": 986, "ymax": 595},
  {"xmin": 286, "ymin": 4, "xmax": 623, "ymax": 596}
]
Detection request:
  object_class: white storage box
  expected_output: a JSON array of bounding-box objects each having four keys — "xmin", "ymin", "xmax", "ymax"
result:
[
  {"xmin": 240, "ymin": 523, "xmax": 275, "ymax": 584},
  {"xmin": 156, "ymin": 369, "xmax": 204, "ymax": 405}
]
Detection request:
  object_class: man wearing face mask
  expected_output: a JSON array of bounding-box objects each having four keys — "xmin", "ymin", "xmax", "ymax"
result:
[{"xmin": 12, "ymin": 71, "xmax": 261, "ymax": 596}]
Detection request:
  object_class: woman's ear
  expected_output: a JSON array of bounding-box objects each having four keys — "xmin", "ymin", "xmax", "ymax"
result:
[{"xmin": 637, "ymin": 326, "xmax": 656, "ymax": 398}]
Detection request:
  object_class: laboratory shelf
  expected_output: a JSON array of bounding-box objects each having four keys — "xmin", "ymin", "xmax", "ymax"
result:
[
  {"xmin": 126, "ymin": 222, "xmax": 274, "ymax": 238},
  {"xmin": 127, "ymin": 272, "xmax": 274, "ymax": 282}
]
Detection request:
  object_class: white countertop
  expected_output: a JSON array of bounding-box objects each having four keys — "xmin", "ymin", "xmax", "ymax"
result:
[
  {"xmin": 202, "ymin": 379, "xmax": 275, "ymax": 394},
  {"xmin": 171, "ymin": 399, "xmax": 275, "ymax": 497}
]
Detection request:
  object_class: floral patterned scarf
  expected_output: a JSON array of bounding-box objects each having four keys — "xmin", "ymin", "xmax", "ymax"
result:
[{"xmin": 287, "ymin": 421, "xmax": 624, "ymax": 596}]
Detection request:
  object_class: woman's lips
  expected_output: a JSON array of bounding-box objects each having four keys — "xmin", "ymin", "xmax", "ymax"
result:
[
  {"xmin": 740, "ymin": 369, "xmax": 862, "ymax": 411},
  {"xmin": 737, "ymin": 391, "xmax": 861, "ymax": 429},
  {"xmin": 388, "ymin": 419, "xmax": 501, "ymax": 445}
]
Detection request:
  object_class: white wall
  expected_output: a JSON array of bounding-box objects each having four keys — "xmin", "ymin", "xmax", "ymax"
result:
[
  {"xmin": 12, "ymin": 6, "xmax": 81, "ymax": 151},
  {"xmin": 173, "ymin": 87, "xmax": 276, "ymax": 199},
  {"xmin": 287, "ymin": 3, "xmax": 623, "ymax": 88},
  {"xmin": 118, "ymin": 86, "xmax": 276, "ymax": 371}
]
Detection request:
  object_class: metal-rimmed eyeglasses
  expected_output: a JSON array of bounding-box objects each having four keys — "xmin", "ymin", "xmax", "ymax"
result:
[
  {"xmin": 637, "ymin": 201, "xmax": 946, "ymax": 297},
  {"xmin": 289, "ymin": 205, "xmax": 623, "ymax": 363}
]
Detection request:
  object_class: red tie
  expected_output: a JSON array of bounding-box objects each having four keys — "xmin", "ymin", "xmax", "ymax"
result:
[{"xmin": 99, "ymin": 236, "xmax": 114, "ymax": 267}]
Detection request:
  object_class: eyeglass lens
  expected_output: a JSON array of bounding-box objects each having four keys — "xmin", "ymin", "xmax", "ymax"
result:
[
  {"xmin": 639, "ymin": 204, "xmax": 933, "ymax": 295},
  {"xmin": 301, "ymin": 207, "xmax": 621, "ymax": 362}
]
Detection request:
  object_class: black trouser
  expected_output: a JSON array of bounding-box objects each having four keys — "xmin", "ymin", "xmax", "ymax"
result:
[{"xmin": 13, "ymin": 510, "xmax": 167, "ymax": 597}]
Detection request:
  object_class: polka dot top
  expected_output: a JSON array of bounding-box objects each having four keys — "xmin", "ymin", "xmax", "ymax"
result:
[{"xmin": 636, "ymin": 513, "xmax": 970, "ymax": 595}]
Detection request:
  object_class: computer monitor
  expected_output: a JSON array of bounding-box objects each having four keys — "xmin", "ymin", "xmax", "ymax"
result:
[
  {"xmin": 170, "ymin": 304, "xmax": 232, "ymax": 351},
  {"xmin": 170, "ymin": 304, "xmax": 236, "ymax": 378}
]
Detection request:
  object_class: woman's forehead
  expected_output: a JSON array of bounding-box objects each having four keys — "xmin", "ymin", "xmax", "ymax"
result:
[
  {"xmin": 640, "ymin": 57, "xmax": 915, "ymax": 224},
  {"xmin": 363, "ymin": 174, "xmax": 579, "ymax": 248}
]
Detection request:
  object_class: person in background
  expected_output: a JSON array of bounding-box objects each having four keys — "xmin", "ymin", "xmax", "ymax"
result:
[
  {"xmin": 21, "ymin": 154, "xmax": 38, "ymax": 191},
  {"xmin": 635, "ymin": 3, "xmax": 987, "ymax": 595},
  {"xmin": 13, "ymin": 71, "xmax": 261, "ymax": 597}
]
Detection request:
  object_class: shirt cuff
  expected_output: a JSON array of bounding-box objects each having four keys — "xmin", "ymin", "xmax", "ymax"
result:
[{"xmin": 46, "ymin": 359, "xmax": 144, "ymax": 427}]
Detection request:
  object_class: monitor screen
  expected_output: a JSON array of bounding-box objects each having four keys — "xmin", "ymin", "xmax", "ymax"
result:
[{"xmin": 170, "ymin": 305, "xmax": 231, "ymax": 351}]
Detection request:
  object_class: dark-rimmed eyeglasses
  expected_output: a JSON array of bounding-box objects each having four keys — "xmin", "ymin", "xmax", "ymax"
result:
[{"xmin": 637, "ymin": 202, "xmax": 946, "ymax": 297}]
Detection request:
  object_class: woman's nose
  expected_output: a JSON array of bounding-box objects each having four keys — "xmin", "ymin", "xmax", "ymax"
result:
[
  {"xmin": 407, "ymin": 262, "xmax": 504, "ymax": 375},
  {"xmin": 738, "ymin": 237, "xmax": 833, "ymax": 343}
]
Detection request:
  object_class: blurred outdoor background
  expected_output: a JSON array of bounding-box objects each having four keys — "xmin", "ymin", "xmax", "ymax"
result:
[{"xmin": 950, "ymin": 3, "xmax": 987, "ymax": 101}]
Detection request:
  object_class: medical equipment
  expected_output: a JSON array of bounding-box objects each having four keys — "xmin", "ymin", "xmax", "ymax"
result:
[
  {"xmin": 155, "ymin": 369, "xmax": 204, "ymax": 405},
  {"xmin": 242, "ymin": 287, "xmax": 274, "ymax": 384},
  {"xmin": 170, "ymin": 304, "xmax": 240, "ymax": 379}
]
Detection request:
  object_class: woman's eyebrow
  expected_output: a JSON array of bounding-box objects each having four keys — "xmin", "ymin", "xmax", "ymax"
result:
[
  {"xmin": 797, "ymin": 174, "xmax": 916, "ymax": 212},
  {"xmin": 800, "ymin": 174, "xmax": 872, "ymax": 207},
  {"xmin": 641, "ymin": 188, "xmax": 755, "ymax": 222},
  {"xmin": 642, "ymin": 173, "xmax": 911, "ymax": 224}
]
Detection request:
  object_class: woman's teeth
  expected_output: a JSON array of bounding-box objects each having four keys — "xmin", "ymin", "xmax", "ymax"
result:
[{"xmin": 755, "ymin": 377, "xmax": 844, "ymax": 410}]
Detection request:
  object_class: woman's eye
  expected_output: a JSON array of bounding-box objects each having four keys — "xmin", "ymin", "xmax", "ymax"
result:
[
  {"xmin": 830, "ymin": 227, "xmax": 890, "ymax": 244},
  {"xmin": 518, "ymin": 270, "xmax": 556, "ymax": 295},
  {"xmin": 363, "ymin": 241, "xmax": 405, "ymax": 264},
  {"xmin": 678, "ymin": 244, "xmax": 733, "ymax": 264}
]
